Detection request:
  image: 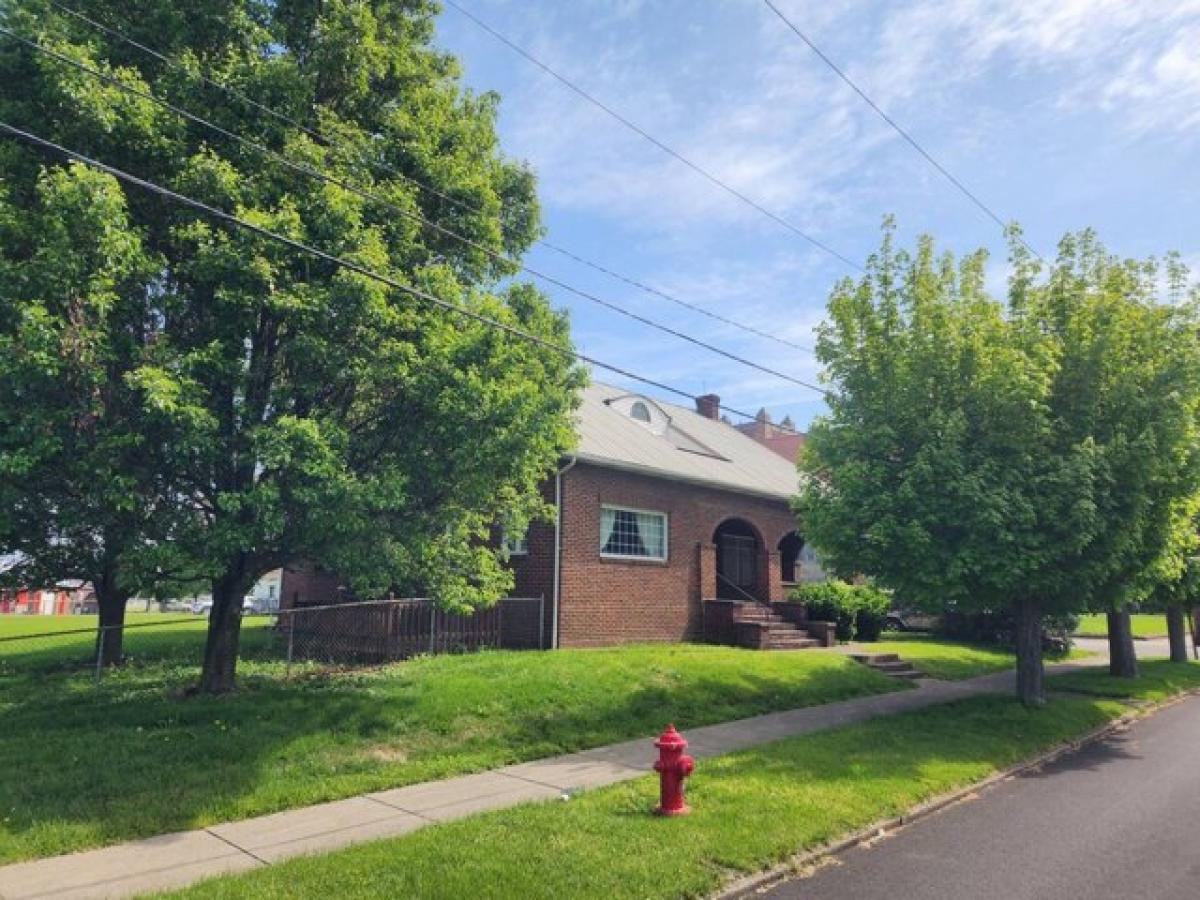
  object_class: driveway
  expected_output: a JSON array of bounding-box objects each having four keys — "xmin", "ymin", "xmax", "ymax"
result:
[{"xmin": 755, "ymin": 693, "xmax": 1200, "ymax": 900}]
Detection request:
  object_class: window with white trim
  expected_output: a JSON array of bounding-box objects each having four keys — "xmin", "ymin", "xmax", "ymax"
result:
[
  {"xmin": 600, "ymin": 506, "xmax": 667, "ymax": 560},
  {"xmin": 502, "ymin": 531, "xmax": 528, "ymax": 557}
]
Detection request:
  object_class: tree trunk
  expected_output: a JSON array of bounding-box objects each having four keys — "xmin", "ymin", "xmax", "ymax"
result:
[
  {"xmin": 93, "ymin": 575, "xmax": 130, "ymax": 669},
  {"xmin": 1014, "ymin": 597, "xmax": 1045, "ymax": 707},
  {"xmin": 1166, "ymin": 604, "xmax": 1189, "ymax": 664},
  {"xmin": 198, "ymin": 567, "xmax": 249, "ymax": 694},
  {"xmin": 1107, "ymin": 607, "xmax": 1138, "ymax": 678}
]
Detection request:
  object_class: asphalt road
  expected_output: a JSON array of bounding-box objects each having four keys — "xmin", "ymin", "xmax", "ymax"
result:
[{"xmin": 757, "ymin": 693, "xmax": 1200, "ymax": 900}]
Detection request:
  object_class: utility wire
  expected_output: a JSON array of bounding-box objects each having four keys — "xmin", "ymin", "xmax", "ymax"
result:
[
  {"xmin": 46, "ymin": 0, "xmax": 814, "ymax": 354},
  {"xmin": 1, "ymin": 26, "xmax": 825, "ymax": 394},
  {"xmin": 442, "ymin": 0, "xmax": 862, "ymax": 272},
  {"xmin": 760, "ymin": 0, "xmax": 1044, "ymax": 262},
  {"xmin": 0, "ymin": 120, "xmax": 820, "ymax": 434}
]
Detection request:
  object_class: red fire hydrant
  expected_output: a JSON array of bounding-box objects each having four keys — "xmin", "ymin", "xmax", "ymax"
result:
[{"xmin": 653, "ymin": 724, "xmax": 695, "ymax": 816}]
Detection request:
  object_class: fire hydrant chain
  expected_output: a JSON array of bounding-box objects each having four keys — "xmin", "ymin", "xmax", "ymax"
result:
[{"xmin": 653, "ymin": 724, "xmax": 695, "ymax": 816}]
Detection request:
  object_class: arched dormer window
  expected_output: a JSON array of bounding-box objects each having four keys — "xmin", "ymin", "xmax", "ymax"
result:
[{"xmin": 608, "ymin": 394, "xmax": 670, "ymax": 436}]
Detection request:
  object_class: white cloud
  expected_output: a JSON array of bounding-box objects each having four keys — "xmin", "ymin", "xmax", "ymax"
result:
[
  {"xmin": 442, "ymin": 0, "xmax": 1200, "ymax": 426},
  {"xmin": 854, "ymin": 0, "xmax": 1200, "ymax": 137},
  {"xmin": 460, "ymin": 0, "xmax": 1200, "ymax": 244}
]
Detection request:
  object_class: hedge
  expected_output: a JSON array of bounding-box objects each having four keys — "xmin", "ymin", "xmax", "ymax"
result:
[{"xmin": 789, "ymin": 581, "xmax": 891, "ymax": 642}]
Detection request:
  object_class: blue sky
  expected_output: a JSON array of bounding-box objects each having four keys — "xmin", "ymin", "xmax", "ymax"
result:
[{"xmin": 434, "ymin": 0, "xmax": 1200, "ymax": 429}]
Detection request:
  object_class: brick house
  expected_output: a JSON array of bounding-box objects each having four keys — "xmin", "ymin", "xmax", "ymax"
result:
[
  {"xmin": 734, "ymin": 408, "xmax": 806, "ymax": 463},
  {"xmin": 734, "ymin": 407, "xmax": 827, "ymax": 584},
  {"xmin": 506, "ymin": 383, "xmax": 827, "ymax": 649}
]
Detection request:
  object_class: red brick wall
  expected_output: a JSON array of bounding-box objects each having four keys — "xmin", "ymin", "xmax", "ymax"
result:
[
  {"xmin": 279, "ymin": 564, "xmax": 343, "ymax": 610},
  {"xmin": 508, "ymin": 479, "xmax": 557, "ymax": 647},
  {"xmin": 550, "ymin": 462, "xmax": 797, "ymax": 648}
]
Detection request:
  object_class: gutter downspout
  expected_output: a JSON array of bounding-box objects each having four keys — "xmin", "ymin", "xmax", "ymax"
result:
[{"xmin": 551, "ymin": 454, "xmax": 577, "ymax": 650}]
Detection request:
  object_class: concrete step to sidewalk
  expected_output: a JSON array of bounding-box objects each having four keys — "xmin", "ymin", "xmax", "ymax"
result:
[
  {"xmin": 871, "ymin": 660, "xmax": 917, "ymax": 673},
  {"xmin": 850, "ymin": 653, "xmax": 923, "ymax": 679}
]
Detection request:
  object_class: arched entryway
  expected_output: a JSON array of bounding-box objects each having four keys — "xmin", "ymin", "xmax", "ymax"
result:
[
  {"xmin": 713, "ymin": 518, "xmax": 762, "ymax": 601},
  {"xmin": 778, "ymin": 531, "xmax": 803, "ymax": 585}
]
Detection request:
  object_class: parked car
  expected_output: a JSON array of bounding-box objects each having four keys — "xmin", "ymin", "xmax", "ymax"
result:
[
  {"xmin": 244, "ymin": 595, "xmax": 277, "ymax": 615},
  {"xmin": 190, "ymin": 596, "xmax": 257, "ymax": 616},
  {"xmin": 884, "ymin": 607, "xmax": 941, "ymax": 633}
]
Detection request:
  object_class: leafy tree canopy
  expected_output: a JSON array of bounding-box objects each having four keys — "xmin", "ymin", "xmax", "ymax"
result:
[
  {"xmin": 0, "ymin": 0, "xmax": 584, "ymax": 688},
  {"xmin": 796, "ymin": 222, "xmax": 1200, "ymax": 701}
]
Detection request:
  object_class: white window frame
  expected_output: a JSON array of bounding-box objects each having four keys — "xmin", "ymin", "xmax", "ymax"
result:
[
  {"xmin": 599, "ymin": 504, "xmax": 669, "ymax": 562},
  {"xmin": 502, "ymin": 530, "xmax": 529, "ymax": 557}
]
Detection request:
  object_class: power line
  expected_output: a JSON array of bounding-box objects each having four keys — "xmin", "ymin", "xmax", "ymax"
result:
[
  {"xmin": 1, "ymin": 26, "xmax": 825, "ymax": 394},
  {"xmin": 0, "ymin": 120, "xmax": 819, "ymax": 435},
  {"xmin": 46, "ymin": 0, "xmax": 814, "ymax": 354},
  {"xmin": 534, "ymin": 239, "xmax": 815, "ymax": 352},
  {"xmin": 760, "ymin": 0, "xmax": 1045, "ymax": 263},
  {"xmin": 442, "ymin": 0, "xmax": 863, "ymax": 272}
]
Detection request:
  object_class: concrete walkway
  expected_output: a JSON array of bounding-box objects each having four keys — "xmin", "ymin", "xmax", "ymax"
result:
[{"xmin": 0, "ymin": 650, "xmax": 1130, "ymax": 900}]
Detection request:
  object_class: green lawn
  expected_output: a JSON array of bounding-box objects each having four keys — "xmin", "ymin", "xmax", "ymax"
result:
[
  {"xmin": 0, "ymin": 618, "xmax": 905, "ymax": 864},
  {"xmin": 1049, "ymin": 659, "xmax": 1200, "ymax": 701},
  {"xmin": 1074, "ymin": 613, "xmax": 1168, "ymax": 639},
  {"xmin": 0, "ymin": 613, "xmax": 275, "ymax": 674},
  {"xmin": 867, "ymin": 632, "xmax": 1091, "ymax": 680},
  {"xmin": 166, "ymin": 688, "xmax": 1169, "ymax": 900}
]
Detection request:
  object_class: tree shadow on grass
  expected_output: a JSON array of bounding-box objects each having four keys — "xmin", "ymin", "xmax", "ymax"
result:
[
  {"xmin": 682, "ymin": 694, "xmax": 1125, "ymax": 800},
  {"xmin": 0, "ymin": 661, "xmax": 414, "ymax": 863},
  {"xmin": 0, "ymin": 647, "xmax": 903, "ymax": 864},
  {"xmin": 491, "ymin": 664, "xmax": 908, "ymax": 755}
]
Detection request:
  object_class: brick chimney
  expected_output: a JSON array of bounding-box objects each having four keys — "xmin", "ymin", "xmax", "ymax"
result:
[{"xmin": 695, "ymin": 393, "xmax": 721, "ymax": 420}]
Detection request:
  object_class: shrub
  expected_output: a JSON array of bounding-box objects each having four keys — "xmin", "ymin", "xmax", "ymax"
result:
[
  {"xmin": 790, "ymin": 581, "xmax": 891, "ymax": 642},
  {"xmin": 854, "ymin": 586, "xmax": 892, "ymax": 642}
]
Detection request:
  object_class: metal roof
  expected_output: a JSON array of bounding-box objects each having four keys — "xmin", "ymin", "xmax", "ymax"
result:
[{"xmin": 574, "ymin": 383, "xmax": 801, "ymax": 501}]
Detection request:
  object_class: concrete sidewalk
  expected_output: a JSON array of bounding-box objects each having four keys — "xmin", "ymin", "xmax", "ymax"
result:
[{"xmin": 0, "ymin": 656, "xmax": 1114, "ymax": 900}]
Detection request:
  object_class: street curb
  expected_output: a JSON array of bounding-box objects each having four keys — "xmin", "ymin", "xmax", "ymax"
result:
[{"xmin": 713, "ymin": 686, "xmax": 1200, "ymax": 900}]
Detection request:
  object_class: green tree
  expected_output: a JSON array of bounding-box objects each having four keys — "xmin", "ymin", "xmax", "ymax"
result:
[
  {"xmin": 0, "ymin": 162, "xmax": 174, "ymax": 665},
  {"xmin": 0, "ymin": 0, "xmax": 583, "ymax": 692},
  {"xmin": 796, "ymin": 224, "xmax": 1200, "ymax": 705},
  {"xmin": 1149, "ymin": 554, "xmax": 1200, "ymax": 665},
  {"xmin": 1016, "ymin": 235, "xmax": 1200, "ymax": 677}
]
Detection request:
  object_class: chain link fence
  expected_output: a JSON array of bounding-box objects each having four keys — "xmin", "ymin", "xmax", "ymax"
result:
[
  {"xmin": 0, "ymin": 596, "xmax": 545, "ymax": 683},
  {"xmin": 277, "ymin": 596, "xmax": 545, "ymax": 671}
]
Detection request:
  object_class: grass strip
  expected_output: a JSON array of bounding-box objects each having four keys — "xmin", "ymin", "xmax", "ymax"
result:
[
  {"xmin": 166, "ymin": 670, "xmax": 1200, "ymax": 900},
  {"xmin": 1048, "ymin": 658, "xmax": 1200, "ymax": 701}
]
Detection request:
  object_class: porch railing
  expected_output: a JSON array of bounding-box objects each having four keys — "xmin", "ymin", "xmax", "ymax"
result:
[{"xmin": 715, "ymin": 571, "xmax": 771, "ymax": 609}]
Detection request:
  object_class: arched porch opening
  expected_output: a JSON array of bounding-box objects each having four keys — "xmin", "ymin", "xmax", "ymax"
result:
[
  {"xmin": 778, "ymin": 531, "xmax": 804, "ymax": 585},
  {"xmin": 713, "ymin": 518, "xmax": 762, "ymax": 601}
]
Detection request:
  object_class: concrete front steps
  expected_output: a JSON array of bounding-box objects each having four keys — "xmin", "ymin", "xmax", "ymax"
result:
[
  {"xmin": 850, "ymin": 652, "xmax": 923, "ymax": 680},
  {"xmin": 733, "ymin": 604, "xmax": 820, "ymax": 651}
]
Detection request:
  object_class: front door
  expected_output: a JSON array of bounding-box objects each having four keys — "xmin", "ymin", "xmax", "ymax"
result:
[{"xmin": 717, "ymin": 533, "xmax": 758, "ymax": 600}]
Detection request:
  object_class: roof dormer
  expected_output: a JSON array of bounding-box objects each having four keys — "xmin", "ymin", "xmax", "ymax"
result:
[{"xmin": 607, "ymin": 393, "xmax": 671, "ymax": 437}]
